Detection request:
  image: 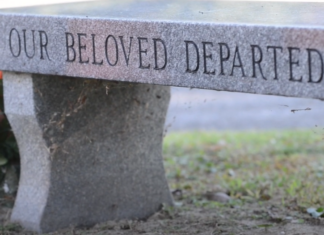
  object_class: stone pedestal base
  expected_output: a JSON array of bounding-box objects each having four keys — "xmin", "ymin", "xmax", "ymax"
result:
[{"xmin": 3, "ymin": 72, "xmax": 173, "ymax": 233}]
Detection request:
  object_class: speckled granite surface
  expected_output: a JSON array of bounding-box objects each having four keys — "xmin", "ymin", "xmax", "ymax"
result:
[
  {"xmin": 4, "ymin": 72, "xmax": 172, "ymax": 233},
  {"xmin": 1, "ymin": 1, "xmax": 324, "ymax": 99}
]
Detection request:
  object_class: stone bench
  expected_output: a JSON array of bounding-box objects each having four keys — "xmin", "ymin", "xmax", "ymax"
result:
[{"xmin": 0, "ymin": 0, "xmax": 324, "ymax": 233}]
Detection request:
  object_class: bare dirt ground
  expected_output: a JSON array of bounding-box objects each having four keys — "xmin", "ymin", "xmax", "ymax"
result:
[
  {"xmin": 0, "ymin": 196, "xmax": 323, "ymax": 235},
  {"xmin": 86, "ymin": 200, "xmax": 324, "ymax": 235}
]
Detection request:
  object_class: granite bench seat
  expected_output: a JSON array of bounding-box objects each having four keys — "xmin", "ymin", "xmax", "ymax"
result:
[{"xmin": 1, "ymin": 0, "xmax": 324, "ymax": 233}]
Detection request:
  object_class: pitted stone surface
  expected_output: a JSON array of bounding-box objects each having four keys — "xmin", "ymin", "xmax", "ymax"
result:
[
  {"xmin": 1, "ymin": 1, "xmax": 324, "ymax": 99},
  {"xmin": 4, "ymin": 72, "xmax": 172, "ymax": 233}
]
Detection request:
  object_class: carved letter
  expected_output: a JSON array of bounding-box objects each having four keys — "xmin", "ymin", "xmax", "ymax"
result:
[
  {"xmin": 65, "ymin": 32, "xmax": 76, "ymax": 62},
  {"xmin": 267, "ymin": 46, "xmax": 283, "ymax": 80},
  {"xmin": 77, "ymin": 33, "xmax": 89, "ymax": 64},
  {"xmin": 138, "ymin": 37, "xmax": 150, "ymax": 69},
  {"xmin": 251, "ymin": 45, "xmax": 266, "ymax": 80},
  {"xmin": 218, "ymin": 43, "xmax": 230, "ymax": 75},
  {"xmin": 91, "ymin": 34, "xmax": 103, "ymax": 65},
  {"xmin": 23, "ymin": 30, "xmax": 35, "ymax": 59},
  {"xmin": 230, "ymin": 46, "xmax": 245, "ymax": 77},
  {"xmin": 307, "ymin": 48, "xmax": 323, "ymax": 83},
  {"xmin": 39, "ymin": 31, "xmax": 50, "ymax": 60},
  {"xmin": 185, "ymin": 40, "xmax": 199, "ymax": 73},
  {"xmin": 202, "ymin": 42, "xmax": 215, "ymax": 75},
  {"xmin": 119, "ymin": 36, "xmax": 133, "ymax": 66},
  {"xmin": 105, "ymin": 35, "xmax": 118, "ymax": 66},
  {"xmin": 153, "ymin": 38, "xmax": 167, "ymax": 70},
  {"xmin": 288, "ymin": 47, "xmax": 302, "ymax": 82},
  {"xmin": 9, "ymin": 28, "xmax": 21, "ymax": 58}
]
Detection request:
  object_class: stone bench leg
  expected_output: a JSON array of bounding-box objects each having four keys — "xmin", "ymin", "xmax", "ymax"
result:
[{"xmin": 3, "ymin": 72, "xmax": 173, "ymax": 233}]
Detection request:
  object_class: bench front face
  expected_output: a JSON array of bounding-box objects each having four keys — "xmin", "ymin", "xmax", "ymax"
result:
[{"xmin": 1, "ymin": 0, "xmax": 324, "ymax": 99}]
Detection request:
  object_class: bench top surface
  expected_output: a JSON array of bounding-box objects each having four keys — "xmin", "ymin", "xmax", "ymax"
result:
[
  {"xmin": 1, "ymin": 0, "xmax": 324, "ymax": 100},
  {"xmin": 1, "ymin": 0, "xmax": 324, "ymax": 27}
]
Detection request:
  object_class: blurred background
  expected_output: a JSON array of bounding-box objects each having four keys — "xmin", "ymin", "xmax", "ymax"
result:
[{"xmin": 1, "ymin": 0, "xmax": 324, "ymax": 132}]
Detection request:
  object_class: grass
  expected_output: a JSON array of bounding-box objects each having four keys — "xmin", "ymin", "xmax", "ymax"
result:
[
  {"xmin": 163, "ymin": 129, "xmax": 324, "ymax": 209},
  {"xmin": 1, "ymin": 129, "xmax": 323, "ymax": 234}
]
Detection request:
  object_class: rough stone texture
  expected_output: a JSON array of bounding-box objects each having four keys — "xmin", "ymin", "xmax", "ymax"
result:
[
  {"xmin": 3, "ymin": 72, "xmax": 173, "ymax": 233},
  {"xmin": 1, "ymin": 1, "xmax": 324, "ymax": 99}
]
